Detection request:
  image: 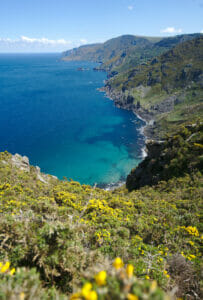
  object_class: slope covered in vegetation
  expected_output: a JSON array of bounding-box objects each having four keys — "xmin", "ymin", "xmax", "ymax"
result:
[
  {"xmin": 105, "ymin": 36, "xmax": 203, "ymax": 139},
  {"xmin": 62, "ymin": 34, "xmax": 200, "ymax": 75},
  {"xmin": 0, "ymin": 122, "xmax": 202, "ymax": 299}
]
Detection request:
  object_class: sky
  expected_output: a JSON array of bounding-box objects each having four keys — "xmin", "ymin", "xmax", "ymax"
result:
[{"xmin": 0, "ymin": 0, "xmax": 202, "ymax": 52}]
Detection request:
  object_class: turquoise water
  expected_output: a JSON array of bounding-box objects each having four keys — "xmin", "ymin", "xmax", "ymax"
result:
[{"xmin": 0, "ymin": 54, "xmax": 145, "ymax": 186}]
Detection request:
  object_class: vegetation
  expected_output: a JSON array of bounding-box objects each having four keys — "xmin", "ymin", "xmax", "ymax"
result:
[
  {"xmin": 62, "ymin": 34, "xmax": 201, "ymax": 74},
  {"xmin": 0, "ymin": 121, "xmax": 202, "ymax": 299},
  {"xmin": 106, "ymin": 36, "xmax": 203, "ymax": 139}
]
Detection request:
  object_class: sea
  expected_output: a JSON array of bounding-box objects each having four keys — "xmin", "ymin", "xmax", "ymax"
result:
[{"xmin": 0, "ymin": 53, "xmax": 145, "ymax": 187}]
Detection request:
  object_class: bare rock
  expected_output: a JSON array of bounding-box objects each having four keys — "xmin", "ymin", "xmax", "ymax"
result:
[{"xmin": 11, "ymin": 154, "xmax": 30, "ymax": 172}]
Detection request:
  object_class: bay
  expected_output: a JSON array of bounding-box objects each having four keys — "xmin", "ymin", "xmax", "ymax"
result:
[{"xmin": 0, "ymin": 53, "xmax": 145, "ymax": 186}]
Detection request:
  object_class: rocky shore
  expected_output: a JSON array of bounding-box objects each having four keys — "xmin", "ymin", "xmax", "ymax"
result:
[
  {"xmin": 99, "ymin": 80, "xmax": 183, "ymax": 142},
  {"xmin": 99, "ymin": 84, "xmax": 157, "ymax": 141}
]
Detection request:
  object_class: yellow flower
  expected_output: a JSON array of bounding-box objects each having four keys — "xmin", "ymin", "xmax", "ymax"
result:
[
  {"xmin": 164, "ymin": 270, "xmax": 170, "ymax": 278},
  {"xmin": 19, "ymin": 292, "xmax": 25, "ymax": 300},
  {"xmin": 150, "ymin": 280, "xmax": 157, "ymax": 292},
  {"xmin": 113, "ymin": 257, "xmax": 124, "ymax": 270},
  {"xmin": 81, "ymin": 282, "xmax": 92, "ymax": 298},
  {"xmin": 126, "ymin": 264, "xmax": 134, "ymax": 278},
  {"xmin": 95, "ymin": 270, "xmax": 107, "ymax": 286},
  {"xmin": 145, "ymin": 275, "xmax": 150, "ymax": 280},
  {"xmin": 86, "ymin": 291, "xmax": 98, "ymax": 300},
  {"xmin": 70, "ymin": 293, "xmax": 81, "ymax": 300},
  {"xmin": 1, "ymin": 261, "xmax": 10, "ymax": 273},
  {"xmin": 127, "ymin": 293, "xmax": 139, "ymax": 300},
  {"xmin": 10, "ymin": 268, "xmax": 15, "ymax": 276}
]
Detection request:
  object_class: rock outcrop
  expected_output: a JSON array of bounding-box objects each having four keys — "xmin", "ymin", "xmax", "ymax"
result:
[{"xmin": 11, "ymin": 153, "xmax": 57, "ymax": 184}]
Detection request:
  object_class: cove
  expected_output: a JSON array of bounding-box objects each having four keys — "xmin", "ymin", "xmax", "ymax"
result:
[{"xmin": 0, "ymin": 54, "xmax": 145, "ymax": 186}]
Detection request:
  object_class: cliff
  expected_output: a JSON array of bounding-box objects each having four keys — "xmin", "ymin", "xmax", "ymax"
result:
[{"xmin": 104, "ymin": 36, "xmax": 203, "ymax": 139}]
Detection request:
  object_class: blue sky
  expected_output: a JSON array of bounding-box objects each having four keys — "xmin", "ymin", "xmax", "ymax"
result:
[{"xmin": 0, "ymin": 0, "xmax": 202, "ymax": 52}]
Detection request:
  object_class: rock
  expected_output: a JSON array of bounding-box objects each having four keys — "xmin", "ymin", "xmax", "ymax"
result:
[
  {"xmin": 11, "ymin": 154, "xmax": 30, "ymax": 172},
  {"xmin": 10, "ymin": 153, "xmax": 58, "ymax": 184}
]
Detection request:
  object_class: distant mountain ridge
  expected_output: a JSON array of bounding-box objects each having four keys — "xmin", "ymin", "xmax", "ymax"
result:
[
  {"xmin": 62, "ymin": 33, "xmax": 203, "ymax": 140},
  {"xmin": 62, "ymin": 33, "xmax": 201, "ymax": 74}
]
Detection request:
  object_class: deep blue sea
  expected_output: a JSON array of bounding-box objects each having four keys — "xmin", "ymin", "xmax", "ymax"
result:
[{"xmin": 0, "ymin": 53, "xmax": 145, "ymax": 186}]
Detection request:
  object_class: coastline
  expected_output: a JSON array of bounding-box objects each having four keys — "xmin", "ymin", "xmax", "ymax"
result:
[
  {"xmin": 98, "ymin": 83, "xmax": 156, "ymax": 161},
  {"xmin": 98, "ymin": 85, "xmax": 156, "ymax": 140},
  {"xmin": 96, "ymin": 82, "xmax": 152, "ymax": 190}
]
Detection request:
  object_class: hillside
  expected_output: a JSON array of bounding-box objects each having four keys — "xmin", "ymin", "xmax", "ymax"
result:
[
  {"xmin": 62, "ymin": 34, "xmax": 201, "ymax": 75},
  {"xmin": 0, "ymin": 122, "xmax": 202, "ymax": 299},
  {"xmin": 105, "ymin": 36, "xmax": 203, "ymax": 139}
]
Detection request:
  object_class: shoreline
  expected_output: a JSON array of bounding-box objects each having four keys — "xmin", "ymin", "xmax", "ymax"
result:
[
  {"xmin": 97, "ymin": 83, "xmax": 152, "ymax": 190},
  {"xmin": 98, "ymin": 84, "xmax": 155, "ymax": 157}
]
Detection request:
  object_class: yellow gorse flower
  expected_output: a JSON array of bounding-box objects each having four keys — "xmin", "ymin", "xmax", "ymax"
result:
[
  {"xmin": 0, "ymin": 261, "xmax": 10, "ymax": 273},
  {"xmin": 150, "ymin": 280, "xmax": 157, "ymax": 292},
  {"xmin": 95, "ymin": 270, "xmax": 107, "ymax": 286},
  {"xmin": 113, "ymin": 257, "xmax": 124, "ymax": 270},
  {"xmin": 70, "ymin": 292, "xmax": 81, "ymax": 300},
  {"xmin": 86, "ymin": 291, "xmax": 97, "ymax": 300},
  {"xmin": 126, "ymin": 264, "xmax": 134, "ymax": 278},
  {"xmin": 127, "ymin": 294, "xmax": 139, "ymax": 300},
  {"xmin": 10, "ymin": 268, "xmax": 15, "ymax": 275},
  {"xmin": 19, "ymin": 293, "xmax": 25, "ymax": 300},
  {"xmin": 81, "ymin": 282, "xmax": 92, "ymax": 298}
]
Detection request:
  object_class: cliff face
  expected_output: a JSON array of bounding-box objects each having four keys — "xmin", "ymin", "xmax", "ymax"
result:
[{"xmin": 126, "ymin": 123, "xmax": 203, "ymax": 191}]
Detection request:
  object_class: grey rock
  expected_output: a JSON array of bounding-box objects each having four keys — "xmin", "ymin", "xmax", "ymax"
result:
[{"xmin": 11, "ymin": 154, "xmax": 30, "ymax": 172}]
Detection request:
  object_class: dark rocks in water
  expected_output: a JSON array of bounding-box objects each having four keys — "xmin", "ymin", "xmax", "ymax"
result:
[{"xmin": 93, "ymin": 67, "xmax": 106, "ymax": 72}]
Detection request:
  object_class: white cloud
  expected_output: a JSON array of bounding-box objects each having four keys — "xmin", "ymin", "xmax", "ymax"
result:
[
  {"xmin": 0, "ymin": 36, "xmax": 88, "ymax": 52},
  {"xmin": 200, "ymin": 29, "xmax": 203, "ymax": 33},
  {"xmin": 79, "ymin": 39, "xmax": 88, "ymax": 44},
  {"xmin": 0, "ymin": 36, "xmax": 72, "ymax": 45},
  {"xmin": 161, "ymin": 27, "xmax": 183, "ymax": 34},
  {"xmin": 128, "ymin": 5, "xmax": 133, "ymax": 10},
  {"xmin": 20, "ymin": 36, "xmax": 72, "ymax": 45}
]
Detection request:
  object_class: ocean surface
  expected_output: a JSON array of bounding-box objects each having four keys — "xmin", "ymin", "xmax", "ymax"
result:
[{"xmin": 0, "ymin": 53, "xmax": 145, "ymax": 186}]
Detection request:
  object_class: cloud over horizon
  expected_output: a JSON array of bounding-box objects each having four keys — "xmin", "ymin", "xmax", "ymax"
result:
[
  {"xmin": 0, "ymin": 36, "xmax": 87, "ymax": 52},
  {"xmin": 160, "ymin": 27, "xmax": 183, "ymax": 34}
]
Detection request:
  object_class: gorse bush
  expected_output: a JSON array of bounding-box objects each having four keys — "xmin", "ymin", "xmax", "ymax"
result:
[{"xmin": 0, "ymin": 124, "xmax": 202, "ymax": 299}]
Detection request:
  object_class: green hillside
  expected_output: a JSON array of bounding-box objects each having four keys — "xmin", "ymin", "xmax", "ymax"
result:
[
  {"xmin": 107, "ymin": 36, "xmax": 203, "ymax": 138},
  {"xmin": 0, "ymin": 122, "xmax": 202, "ymax": 299},
  {"xmin": 62, "ymin": 34, "xmax": 201, "ymax": 75}
]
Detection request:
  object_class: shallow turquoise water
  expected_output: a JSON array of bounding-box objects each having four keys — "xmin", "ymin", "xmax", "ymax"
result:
[{"xmin": 0, "ymin": 54, "xmax": 145, "ymax": 186}]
